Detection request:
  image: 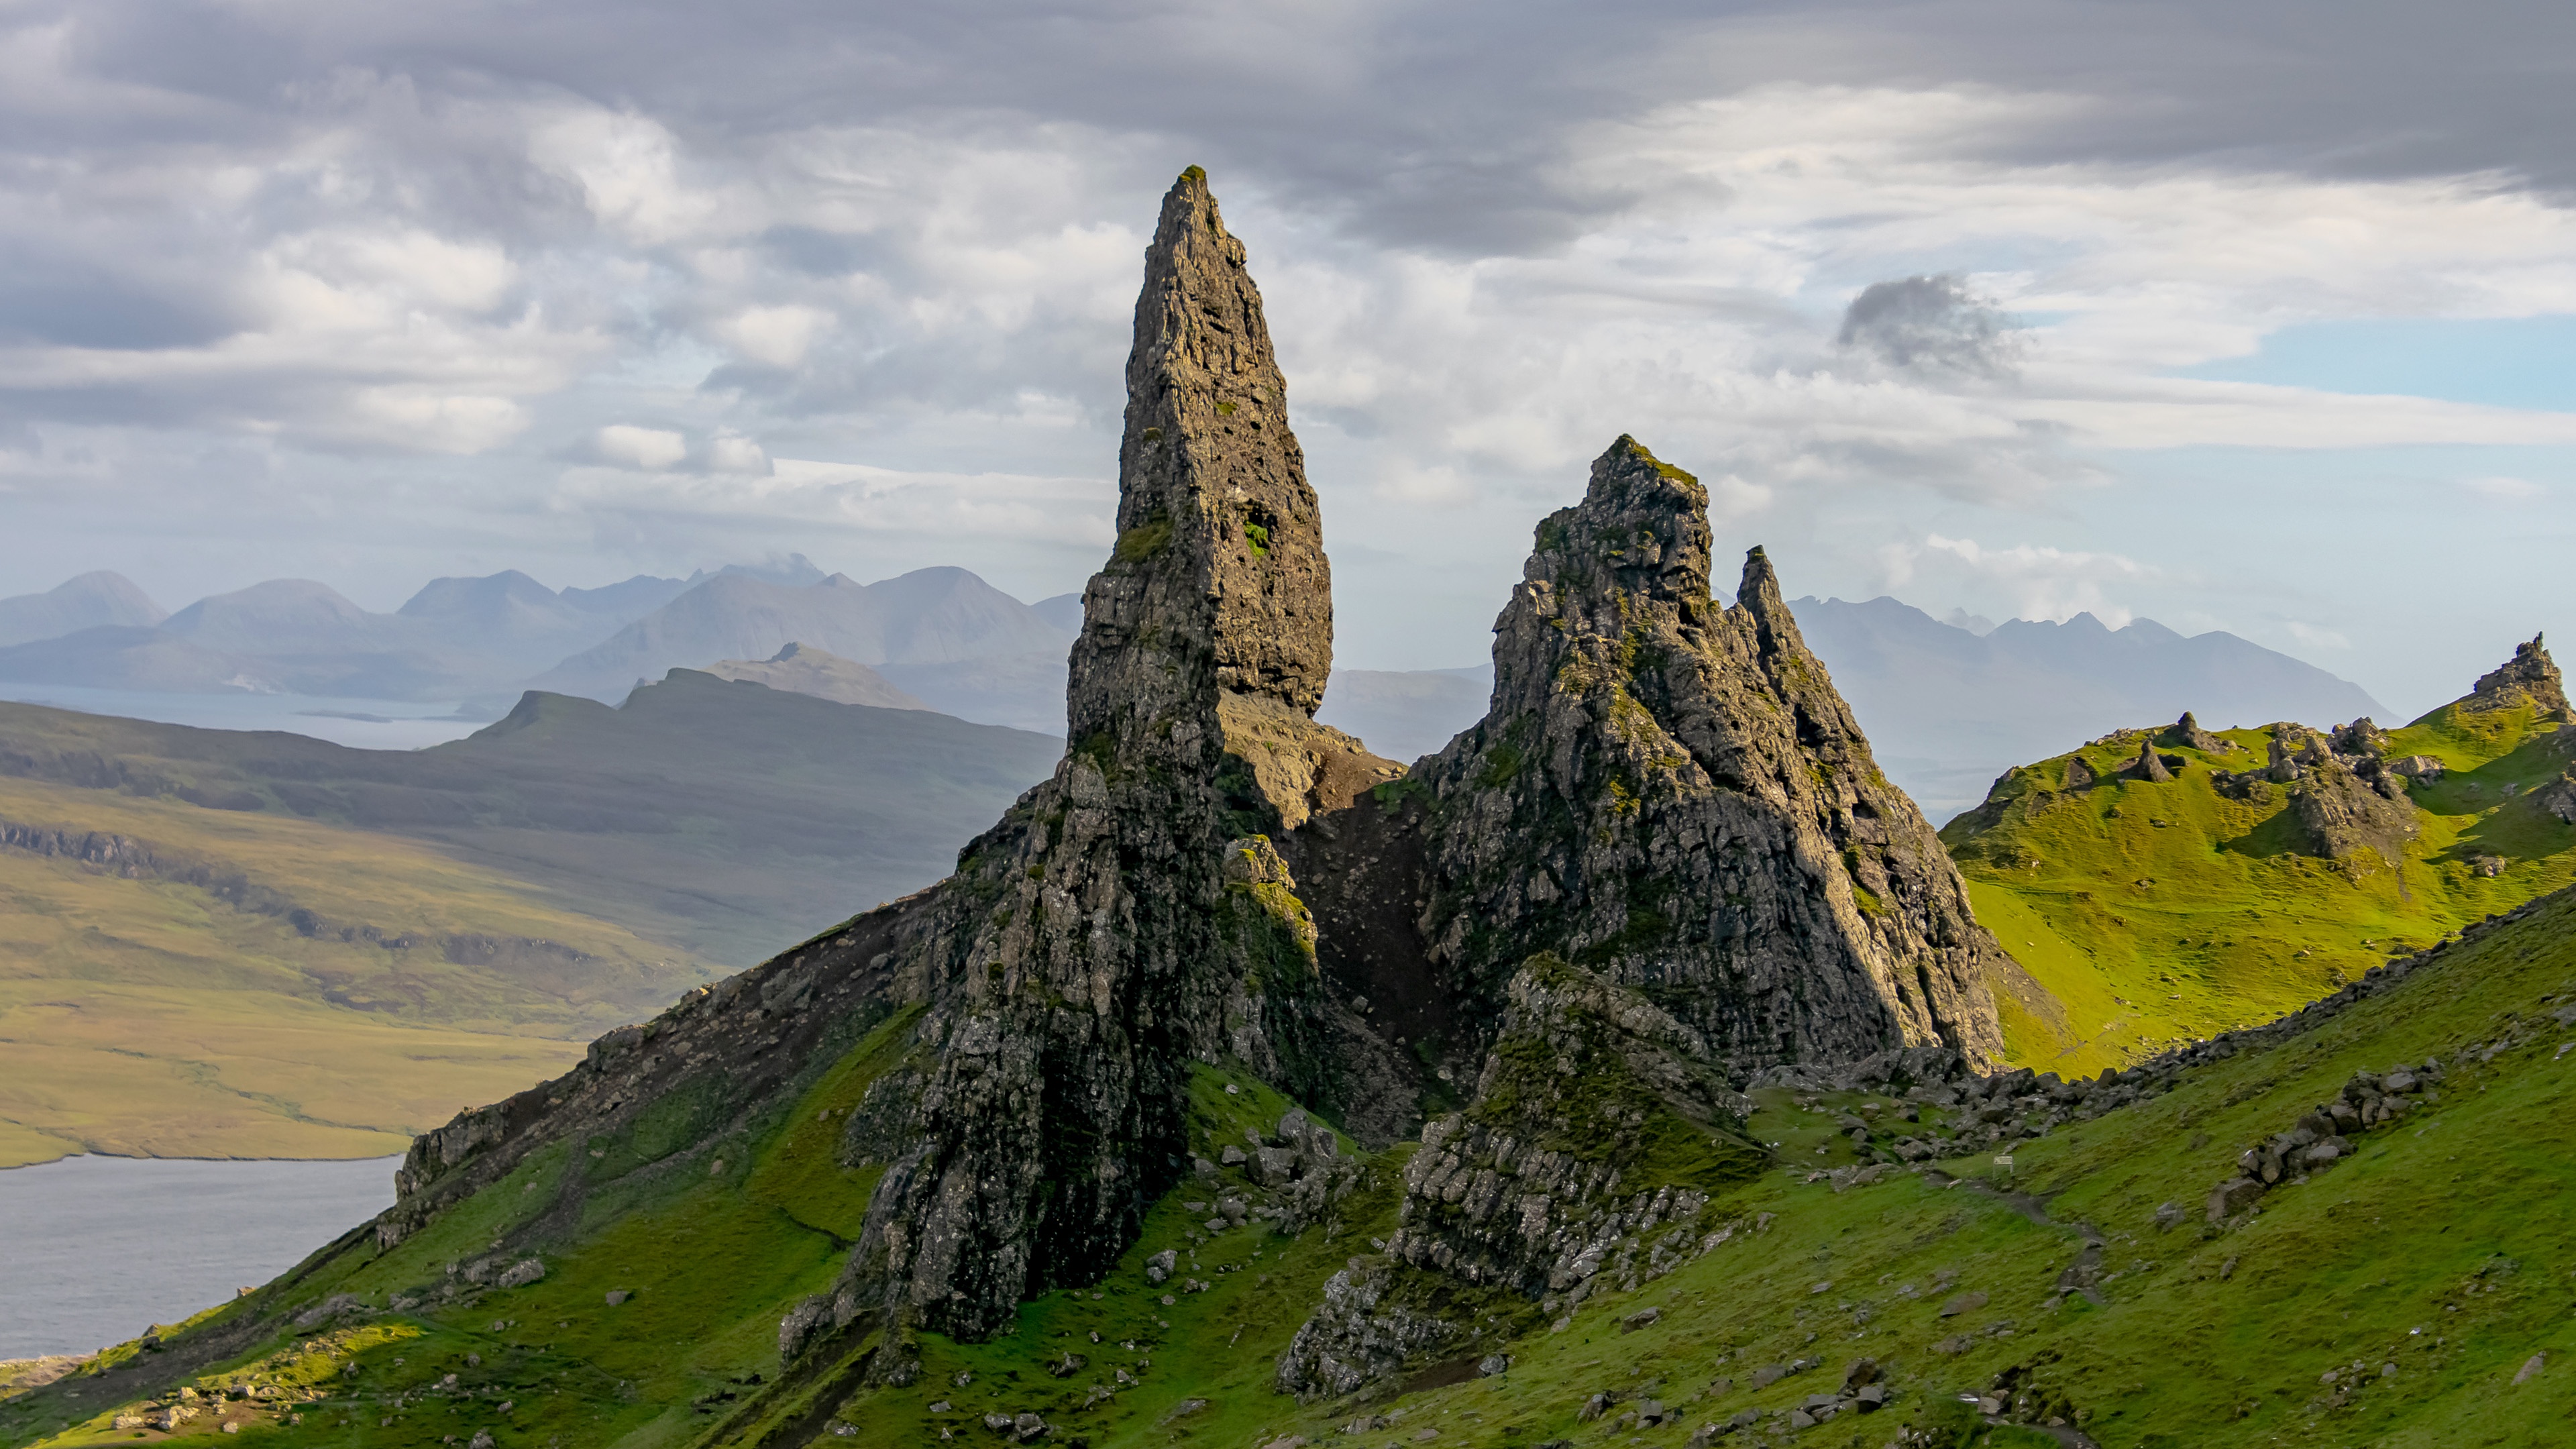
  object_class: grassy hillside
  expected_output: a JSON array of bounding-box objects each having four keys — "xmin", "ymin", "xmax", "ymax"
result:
[
  {"xmin": 1943, "ymin": 697, "xmax": 2575, "ymax": 1076},
  {"xmin": 0, "ymin": 670, "xmax": 1064, "ymax": 967},
  {"xmin": 0, "ymin": 772, "xmax": 718, "ymax": 1167},
  {"xmin": 0, "ymin": 674, "xmax": 1061, "ymax": 1165},
  {"xmin": 11, "ymin": 877, "xmax": 2574, "ymax": 1446}
]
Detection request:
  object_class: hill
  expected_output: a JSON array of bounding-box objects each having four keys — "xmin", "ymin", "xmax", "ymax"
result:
[
  {"xmin": 0, "ymin": 675, "xmax": 1061, "ymax": 1166},
  {"xmin": 0, "ymin": 573, "xmax": 166, "ymax": 648},
  {"xmin": 700, "ymin": 644, "xmax": 930, "ymax": 710},
  {"xmin": 13, "ymin": 880, "xmax": 2571, "ymax": 1444},
  {"xmin": 1939, "ymin": 640, "xmax": 2575, "ymax": 1075},
  {"xmin": 0, "ymin": 672, "xmax": 1063, "ymax": 969},
  {"xmin": 0, "ymin": 769, "xmax": 710, "ymax": 1168}
]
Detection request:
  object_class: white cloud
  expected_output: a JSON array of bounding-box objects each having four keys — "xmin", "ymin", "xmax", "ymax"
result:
[
  {"xmin": 596, "ymin": 425, "xmax": 688, "ymax": 470},
  {"xmin": 1879, "ymin": 533, "xmax": 2156, "ymax": 626},
  {"xmin": 2459, "ymin": 476, "xmax": 2547, "ymax": 502},
  {"xmin": 720, "ymin": 305, "xmax": 834, "ymax": 368},
  {"xmin": 2284, "ymin": 621, "xmax": 2353, "ymax": 651}
]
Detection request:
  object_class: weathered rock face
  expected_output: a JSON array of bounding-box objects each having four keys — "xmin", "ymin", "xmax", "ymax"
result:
[
  {"xmin": 2465, "ymin": 635, "xmax": 2568, "ymax": 716},
  {"xmin": 818, "ymin": 168, "xmax": 1375, "ymax": 1355},
  {"xmin": 1406, "ymin": 437, "xmax": 2006, "ymax": 1075}
]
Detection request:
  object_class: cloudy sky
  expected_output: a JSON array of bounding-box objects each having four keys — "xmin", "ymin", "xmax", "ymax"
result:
[{"xmin": 3, "ymin": 0, "xmax": 2572, "ymax": 714}]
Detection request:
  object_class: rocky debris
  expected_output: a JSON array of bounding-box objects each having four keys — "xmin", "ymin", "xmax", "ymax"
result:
[
  {"xmin": 2465, "ymin": 635, "xmax": 2569, "ymax": 716},
  {"xmin": 1145, "ymin": 1250, "xmax": 1178, "ymax": 1285},
  {"xmin": 2530, "ymin": 770, "xmax": 2576, "ymax": 825},
  {"xmin": 2514, "ymin": 1353, "xmax": 2546, "ymax": 1385},
  {"xmin": 604, "ymin": 1289, "xmax": 631, "ymax": 1306},
  {"xmin": 2207, "ymin": 1059, "xmax": 2444, "ymax": 1221},
  {"xmin": 1939, "ymin": 1290, "xmax": 1989, "ymax": 1317},
  {"xmin": 2389, "ymin": 754, "xmax": 2446, "ymax": 781},
  {"xmin": 290, "ymin": 1294, "xmax": 366, "ymax": 1331},
  {"xmin": 2127, "ymin": 739, "xmax": 2174, "ymax": 783},
  {"xmin": 1274, "ymin": 1258, "xmax": 1476, "ymax": 1399},
  {"xmin": 1407, "ymin": 437, "xmax": 2005, "ymax": 1076},
  {"xmin": 2331, "ymin": 717, "xmax": 2390, "ymax": 756}
]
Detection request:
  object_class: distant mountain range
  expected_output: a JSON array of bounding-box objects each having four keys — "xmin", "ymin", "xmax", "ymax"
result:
[
  {"xmin": 523, "ymin": 566, "xmax": 1073, "ymax": 724},
  {"xmin": 0, "ymin": 557, "xmax": 1080, "ymax": 728},
  {"xmin": 0, "ymin": 564, "xmax": 2387, "ymax": 818}
]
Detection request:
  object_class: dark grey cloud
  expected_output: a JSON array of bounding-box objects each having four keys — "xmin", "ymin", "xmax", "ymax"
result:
[{"xmin": 1837, "ymin": 276, "xmax": 2016, "ymax": 376}]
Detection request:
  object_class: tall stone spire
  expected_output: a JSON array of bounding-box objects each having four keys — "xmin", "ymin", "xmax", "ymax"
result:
[{"xmin": 1070, "ymin": 167, "xmax": 1333, "ymax": 737}]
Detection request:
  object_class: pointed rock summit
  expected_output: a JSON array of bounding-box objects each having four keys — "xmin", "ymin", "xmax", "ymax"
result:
[{"xmin": 1407, "ymin": 436, "xmax": 2005, "ymax": 1071}]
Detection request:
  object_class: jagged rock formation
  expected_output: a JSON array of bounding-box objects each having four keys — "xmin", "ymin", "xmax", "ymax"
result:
[
  {"xmin": 2061, "ymin": 753, "xmax": 2096, "ymax": 790},
  {"xmin": 2465, "ymin": 635, "xmax": 2568, "ymax": 715},
  {"xmin": 339, "ymin": 180, "xmax": 2005, "ymax": 1415},
  {"xmin": 1402, "ymin": 437, "xmax": 2005, "ymax": 1075}
]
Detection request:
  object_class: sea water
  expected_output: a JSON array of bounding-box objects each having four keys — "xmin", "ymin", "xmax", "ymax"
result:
[
  {"xmin": 0, "ymin": 1155, "xmax": 400, "ymax": 1360},
  {"xmin": 0, "ymin": 682, "xmax": 486, "ymax": 751}
]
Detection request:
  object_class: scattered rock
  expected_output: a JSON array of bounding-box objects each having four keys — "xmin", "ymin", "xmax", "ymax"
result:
[
  {"xmin": 2515, "ymin": 1353, "xmax": 2545, "ymax": 1385},
  {"xmin": 2208, "ymin": 1177, "xmax": 2265, "ymax": 1221},
  {"xmin": 1621, "ymin": 1307, "xmax": 1662, "ymax": 1332},
  {"xmin": 1939, "ymin": 1291, "xmax": 1988, "ymax": 1318},
  {"xmin": 604, "ymin": 1289, "xmax": 631, "ymax": 1306},
  {"xmin": 1146, "ymin": 1249, "xmax": 1178, "ymax": 1285}
]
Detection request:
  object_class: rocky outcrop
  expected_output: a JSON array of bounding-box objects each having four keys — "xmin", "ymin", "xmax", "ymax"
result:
[
  {"xmin": 2288, "ymin": 757, "xmax": 2416, "ymax": 862},
  {"xmin": 1405, "ymin": 437, "xmax": 2006, "ymax": 1076},
  {"xmin": 2465, "ymin": 635, "xmax": 2568, "ymax": 716},
  {"xmin": 2170, "ymin": 712, "xmax": 2229, "ymax": 753},
  {"xmin": 2061, "ymin": 753, "xmax": 2096, "ymax": 790},
  {"xmin": 2128, "ymin": 738, "xmax": 2174, "ymax": 782}
]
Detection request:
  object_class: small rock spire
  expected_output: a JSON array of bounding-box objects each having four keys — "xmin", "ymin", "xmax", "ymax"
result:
[
  {"xmin": 2131, "ymin": 737, "xmax": 2173, "ymax": 782},
  {"xmin": 2467, "ymin": 634, "xmax": 2569, "ymax": 716}
]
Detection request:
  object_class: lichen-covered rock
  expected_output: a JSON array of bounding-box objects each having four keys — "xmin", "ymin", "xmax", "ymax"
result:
[
  {"xmin": 1382, "ymin": 955, "xmax": 1758, "ymax": 1295},
  {"xmin": 1408, "ymin": 437, "xmax": 2006, "ymax": 1074}
]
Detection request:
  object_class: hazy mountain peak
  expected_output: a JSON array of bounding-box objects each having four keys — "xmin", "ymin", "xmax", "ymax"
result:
[{"xmin": 0, "ymin": 570, "xmax": 167, "ymax": 647}]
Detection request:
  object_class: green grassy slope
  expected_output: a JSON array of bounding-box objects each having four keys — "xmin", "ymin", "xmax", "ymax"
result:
[
  {"xmin": 0, "ymin": 669, "xmax": 1064, "ymax": 967},
  {"xmin": 0, "ymin": 771, "xmax": 718, "ymax": 1167},
  {"xmin": 15, "ymin": 881, "xmax": 2575, "ymax": 1448},
  {"xmin": 1943, "ymin": 700, "xmax": 2575, "ymax": 1076}
]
